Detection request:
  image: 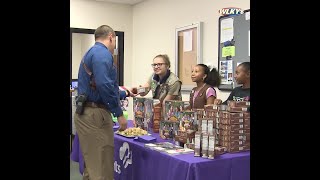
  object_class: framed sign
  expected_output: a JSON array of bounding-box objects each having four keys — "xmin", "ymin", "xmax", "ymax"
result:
[{"xmin": 175, "ymin": 22, "xmax": 203, "ymax": 91}]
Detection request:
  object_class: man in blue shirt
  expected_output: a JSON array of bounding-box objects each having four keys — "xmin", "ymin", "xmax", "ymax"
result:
[{"xmin": 74, "ymin": 25, "xmax": 127, "ymax": 180}]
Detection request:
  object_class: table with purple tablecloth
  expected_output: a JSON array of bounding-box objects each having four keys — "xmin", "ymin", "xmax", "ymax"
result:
[{"xmin": 71, "ymin": 120, "xmax": 250, "ymax": 180}]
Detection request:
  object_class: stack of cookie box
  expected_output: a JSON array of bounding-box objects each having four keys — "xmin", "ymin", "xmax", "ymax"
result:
[
  {"xmin": 218, "ymin": 101, "xmax": 250, "ymax": 153},
  {"xmin": 193, "ymin": 107, "xmax": 227, "ymax": 159}
]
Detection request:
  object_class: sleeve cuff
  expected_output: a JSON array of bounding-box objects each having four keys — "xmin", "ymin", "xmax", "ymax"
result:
[
  {"xmin": 119, "ymin": 90, "xmax": 127, "ymax": 100},
  {"xmin": 110, "ymin": 106, "xmax": 123, "ymax": 117}
]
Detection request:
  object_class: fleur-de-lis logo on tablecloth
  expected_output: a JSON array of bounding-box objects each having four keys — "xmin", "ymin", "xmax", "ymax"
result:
[{"xmin": 119, "ymin": 142, "xmax": 132, "ymax": 168}]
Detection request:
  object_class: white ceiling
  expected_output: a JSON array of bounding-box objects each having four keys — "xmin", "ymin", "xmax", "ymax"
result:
[{"xmin": 92, "ymin": 0, "xmax": 146, "ymax": 5}]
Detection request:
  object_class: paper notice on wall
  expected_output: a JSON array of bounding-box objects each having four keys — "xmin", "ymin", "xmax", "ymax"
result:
[
  {"xmin": 222, "ymin": 46, "xmax": 235, "ymax": 57},
  {"xmin": 183, "ymin": 30, "xmax": 193, "ymax": 52},
  {"xmin": 245, "ymin": 12, "xmax": 250, "ymax": 20},
  {"xmin": 220, "ymin": 18, "xmax": 234, "ymax": 43},
  {"xmin": 227, "ymin": 60, "xmax": 233, "ymax": 83},
  {"xmin": 220, "ymin": 60, "xmax": 228, "ymax": 84},
  {"xmin": 248, "ymin": 30, "xmax": 250, "ymax": 56},
  {"xmin": 220, "ymin": 60, "xmax": 233, "ymax": 84}
]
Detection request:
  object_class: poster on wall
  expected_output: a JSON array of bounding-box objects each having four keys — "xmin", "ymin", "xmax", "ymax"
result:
[
  {"xmin": 248, "ymin": 30, "xmax": 250, "ymax": 56},
  {"xmin": 220, "ymin": 18, "xmax": 234, "ymax": 43},
  {"xmin": 119, "ymin": 86, "xmax": 129, "ymax": 111},
  {"xmin": 183, "ymin": 30, "xmax": 193, "ymax": 52},
  {"xmin": 220, "ymin": 60, "xmax": 233, "ymax": 84},
  {"xmin": 245, "ymin": 11, "xmax": 250, "ymax": 20}
]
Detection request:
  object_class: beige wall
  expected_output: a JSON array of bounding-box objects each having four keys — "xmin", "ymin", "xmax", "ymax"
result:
[
  {"xmin": 71, "ymin": 33, "xmax": 81, "ymax": 80},
  {"xmin": 70, "ymin": 0, "xmax": 133, "ymax": 86},
  {"xmin": 70, "ymin": 0, "xmax": 250, "ymax": 119},
  {"xmin": 72, "ymin": 33, "xmax": 95, "ymax": 79},
  {"xmin": 132, "ymin": 0, "xmax": 250, "ymax": 103}
]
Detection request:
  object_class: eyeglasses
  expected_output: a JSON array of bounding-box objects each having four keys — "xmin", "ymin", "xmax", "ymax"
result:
[{"xmin": 151, "ymin": 63, "xmax": 166, "ymax": 68}]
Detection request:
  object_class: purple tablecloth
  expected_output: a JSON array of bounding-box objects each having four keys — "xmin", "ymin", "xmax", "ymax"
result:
[{"xmin": 71, "ymin": 120, "xmax": 250, "ymax": 180}]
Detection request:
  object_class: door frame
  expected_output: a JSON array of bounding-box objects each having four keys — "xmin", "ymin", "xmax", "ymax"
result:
[{"xmin": 70, "ymin": 27, "xmax": 124, "ymax": 85}]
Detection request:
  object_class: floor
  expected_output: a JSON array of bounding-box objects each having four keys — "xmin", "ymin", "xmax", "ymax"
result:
[
  {"xmin": 70, "ymin": 159, "xmax": 82, "ymax": 180},
  {"xmin": 70, "ymin": 135, "xmax": 82, "ymax": 180}
]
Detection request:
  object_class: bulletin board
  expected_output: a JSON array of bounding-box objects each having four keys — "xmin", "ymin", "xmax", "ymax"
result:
[
  {"xmin": 175, "ymin": 22, "xmax": 203, "ymax": 91},
  {"xmin": 218, "ymin": 9, "xmax": 250, "ymax": 91}
]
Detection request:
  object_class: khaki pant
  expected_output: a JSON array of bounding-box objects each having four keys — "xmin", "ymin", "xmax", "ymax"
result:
[{"xmin": 74, "ymin": 107, "xmax": 114, "ymax": 180}]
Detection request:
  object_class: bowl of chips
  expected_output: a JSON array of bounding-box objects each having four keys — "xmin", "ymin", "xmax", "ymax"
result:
[{"xmin": 116, "ymin": 127, "xmax": 148, "ymax": 138}]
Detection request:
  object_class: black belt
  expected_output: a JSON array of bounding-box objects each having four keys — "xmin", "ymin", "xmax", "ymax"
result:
[{"xmin": 84, "ymin": 102, "xmax": 107, "ymax": 109}]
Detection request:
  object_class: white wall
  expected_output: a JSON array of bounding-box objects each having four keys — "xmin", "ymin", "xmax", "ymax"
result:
[
  {"xmin": 132, "ymin": 0, "xmax": 250, "ymax": 103},
  {"xmin": 70, "ymin": 0, "xmax": 133, "ymax": 86},
  {"xmin": 70, "ymin": 0, "xmax": 250, "ymax": 119},
  {"xmin": 72, "ymin": 33, "xmax": 81, "ymax": 79},
  {"xmin": 72, "ymin": 33, "xmax": 95, "ymax": 79},
  {"xmin": 71, "ymin": 0, "xmax": 134, "ymax": 118}
]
